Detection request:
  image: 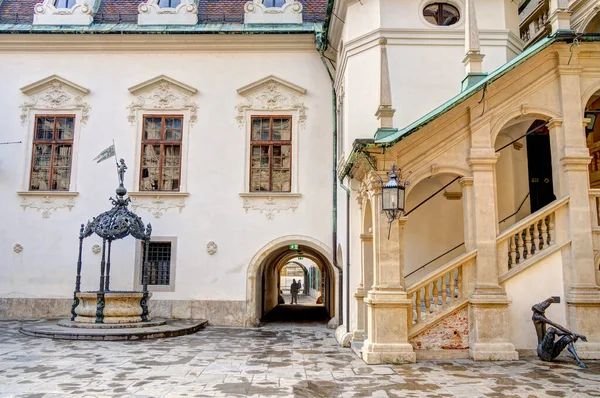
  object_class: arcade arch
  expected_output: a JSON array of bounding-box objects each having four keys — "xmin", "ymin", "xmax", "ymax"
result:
[
  {"xmin": 404, "ymin": 172, "xmax": 466, "ymax": 283},
  {"xmin": 494, "ymin": 113, "xmax": 557, "ymax": 231},
  {"xmin": 245, "ymin": 236, "xmax": 337, "ymax": 326}
]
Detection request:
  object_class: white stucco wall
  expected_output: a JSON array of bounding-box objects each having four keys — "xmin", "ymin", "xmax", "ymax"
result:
[
  {"xmin": 0, "ymin": 37, "xmax": 334, "ymax": 304},
  {"xmin": 502, "ymin": 249, "xmax": 567, "ymax": 350}
]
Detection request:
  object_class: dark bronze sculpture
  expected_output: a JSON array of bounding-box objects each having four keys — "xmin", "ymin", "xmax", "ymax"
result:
[{"xmin": 532, "ymin": 297, "xmax": 587, "ymax": 368}]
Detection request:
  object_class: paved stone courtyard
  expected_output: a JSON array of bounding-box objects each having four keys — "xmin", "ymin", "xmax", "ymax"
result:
[{"xmin": 1, "ymin": 320, "xmax": 599, "ymax": 397}]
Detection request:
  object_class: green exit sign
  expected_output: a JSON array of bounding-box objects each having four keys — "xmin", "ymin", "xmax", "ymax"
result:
[
  {"xmin": 289, "ymin": 244, "xmax": 299, "ymax": 250},
  {"xmin": 297, "ymin": 256, "xmax": 304, "ymax": 260}
]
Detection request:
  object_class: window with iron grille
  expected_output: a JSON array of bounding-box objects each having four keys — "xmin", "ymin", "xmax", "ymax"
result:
[
  {"xmin": 142, "ymin": 241, "xmax": 171, "ymax": 286},
  {"xmin": 140, "ymin": 115, "xmax": 183, "ymax": 191},
  {"xmin": 30, "ymin": 116, "xmax": 75, "ymax": 191},
  {"xmin": 250, "ymin": 116, "xmax": 292, "ymax": 192}
]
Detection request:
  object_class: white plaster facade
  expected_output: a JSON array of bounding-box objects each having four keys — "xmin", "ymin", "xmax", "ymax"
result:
[{"xmin": 0, "ymin": 34, "xmax": 334, "ymax": 327}]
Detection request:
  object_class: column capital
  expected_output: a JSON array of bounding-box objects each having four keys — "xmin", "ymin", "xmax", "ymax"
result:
[
  {"xmin": 459, "ymin": 176, "xmax": 474, "ymax": 187},
  {"xmin": 397, "ymin": 216, "xmax": 408, "ymax": 226},
  {"xmin": 547, "ymin": 117, "xmax": 564, "ymax": 129},
  {"xmin": 468, "ymin": 154, "xmax": 498, "ymax": 171}
]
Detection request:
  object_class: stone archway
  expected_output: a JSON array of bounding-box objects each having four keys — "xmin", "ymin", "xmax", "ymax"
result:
[{"xmin": 245, "ymin": 235, "xmax": 337, "ymax": 326}]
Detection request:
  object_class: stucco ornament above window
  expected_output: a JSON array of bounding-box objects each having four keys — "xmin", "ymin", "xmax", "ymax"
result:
[
  {"xmin": 138, "ymin": 0, "xmax": 198, "ymax": 25},
  {"xmin": 126, "ymin": 75, "xmax": 199, "ymax": 126},
  {"xmin": 235, "ymin": 75, "xmax": 307, "ymax": 128},
  {"xmin": 19, "ymin": 75, "xmax": 91, "ymax": 126},
  {"xmin": 244, "ymin": 0, "xmax": 303, "ymax": 24},
  {"xmin": 33, "ymin": 0, "xmax": 99, "ymax": 26}
]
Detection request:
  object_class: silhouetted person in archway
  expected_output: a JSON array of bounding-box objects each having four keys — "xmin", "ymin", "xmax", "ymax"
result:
[
  {"xmin": 532, "ymin": 297, "xmax": 587, "ymax": 368},
  {"xmin": 290, "ymin": 279, "xmax": 298, "ymax": 304},
  {"xmin": 297, "ymin": 280, "xmax": 302, "ymax": 295}
]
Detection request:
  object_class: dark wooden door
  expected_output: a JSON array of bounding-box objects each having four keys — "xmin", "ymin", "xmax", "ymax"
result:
[{"xmin": 527, "ymin": 131, "xmax": 555, "ymax": 213}]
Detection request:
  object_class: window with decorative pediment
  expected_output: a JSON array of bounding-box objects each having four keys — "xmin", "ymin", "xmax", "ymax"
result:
[
  {"xmin": 244, "ymin": 0, "xmax": 303, "ymax": 24},
  {"xmin": 236, "ymin": 76, "xmax": 307, "ymax": 219},
  {"xmin": 138, "ymin": 0, "xmax": 198, "ymax": 25},
  {"xmin": 140, "ymin": 115, "xmax": 183, "ymax": 192},
  {"xmin": 33, "ymin": 0, "xmax": 98, "ymax": 25},
  {"xmin": 18, "ymin": 75, "xmax": 91, "ymax": 218}
]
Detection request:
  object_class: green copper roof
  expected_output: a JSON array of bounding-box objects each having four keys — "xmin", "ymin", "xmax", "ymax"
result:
[
  {"xmin": 0, "ymin": 22, "xmax": 323, "ymax": 34},
  {"xmin": 375, "ymin": 35, "xmax": 556, "ymax": 145}
]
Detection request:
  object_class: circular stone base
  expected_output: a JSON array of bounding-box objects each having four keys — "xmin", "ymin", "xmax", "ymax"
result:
[
  {"xmin": 57, "ymin": 318, "xmax": 167, "ymax": 329},
  {"xmin": 20, "ymin": 319, "xmax": 208, "ymax": 341}
]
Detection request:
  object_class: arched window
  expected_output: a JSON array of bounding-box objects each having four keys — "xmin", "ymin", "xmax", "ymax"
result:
[
  {"xmin": 423, "ymin": 3, "xmax": 460, "ymax": 26},
  {"xmin": 54, "ymin": 0, "xmax": 77, "ymax": 8},
  {"xmin": 158, "ymin": 0, "xmax": 182, "ymax": 8},
  {"xmin": 263, "ymin": 0, "xmax": 286, "ymax": 7}
]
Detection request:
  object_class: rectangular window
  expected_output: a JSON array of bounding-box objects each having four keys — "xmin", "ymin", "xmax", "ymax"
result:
[
  {"xmin": 140, "ymin": 115, "xmax": 183, "ymax": 191},
  {"xmin": 30, "ymin": 115, "xmax": 75, "ymax": 191},
  {"xmin": 250, "ymin": 116, "xmax": 291, "ymax": 192},
  {"xmin": 142, "ymin": 241, "xmax": 171, "ymax": 286}
]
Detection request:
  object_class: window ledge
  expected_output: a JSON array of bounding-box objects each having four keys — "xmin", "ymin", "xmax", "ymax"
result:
[
  {"xmin": 18, "ymin": 191, "xmax": 79, "ymax": 197},
  {"xmin": 129, "ymin": 192, "xmax": 189, "ymax": 198},
  {"xmin": 239, "ymin": 192, "xmax": 301, "ymax": 198}
]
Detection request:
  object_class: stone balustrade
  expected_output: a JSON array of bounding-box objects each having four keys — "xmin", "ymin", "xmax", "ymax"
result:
[
  {"xmin": 497, "ymin": 196, "xmax": 569, "ymax": 275},
  {"xmin": 406, "ymin": 251, "xmax": 476, "ymax": 329}
]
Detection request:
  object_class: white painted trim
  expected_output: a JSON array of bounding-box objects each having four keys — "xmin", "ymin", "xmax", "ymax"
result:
[
  {"xmin": 244, "ymin": 0, "xmax": 303, "ymax": 24},
  {"xmin": 33, "ymin": 0, "xmax": 96, "ymax": 26},
  {"xmin": 138, "ymin": 0, "xmax": 198, "ymax": 26}
]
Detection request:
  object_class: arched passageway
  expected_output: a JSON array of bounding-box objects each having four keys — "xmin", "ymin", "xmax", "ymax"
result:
[
  {"xmin": 246, "ymin": 236, "xmax": 337, "ymax": 326},
  {"xmin": 495, "ymin": 116, "xmax": 556, "ymax": 231},
  {"xmin": 404, "ymin": 173, "xmax": 466, "ymax": 284}
]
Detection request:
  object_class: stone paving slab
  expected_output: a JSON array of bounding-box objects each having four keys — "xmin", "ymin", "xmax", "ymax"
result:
[{"xmin": 0, "ymin": 319, "xmax": 599, "ymax": 397}]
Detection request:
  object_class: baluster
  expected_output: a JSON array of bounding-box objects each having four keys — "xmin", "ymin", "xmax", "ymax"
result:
[
  {"xmin": 541, "ymin": 216, "xmax": 549, "ymax": 250},
  {"xmin": 524, "ymin": 225, "xmax": 532, "ymax": 259},
  {"xmin": 548, "ymin": 214, "xmax": 555, "ymax": 245},
  {"xmin": 415, "ymin": 290, "xmax": 421, "ymax": 323},
  {"xmin": 441, "ymin": 276, "xmax": 447, "ymax": 307},
  {"xmin": 536, "ymin": 219, "xmax": 544, "ymax": 251},
  {"xmin": 408, "ymin": 292, "xmax": 414, "ymax": 328},
  {"xmin": 517, "ymin": 230, "xmax": 525, "ymax": 264},
  {"xmin": 449, "ymin": 271, "xmax": 456, "ymax": 304},
  {"xmin": 457, "ymin": 266, "xmax": 463, "ymax": 299},
  {"xmin": 432, "ymin": 281, "xmax": 439, "ymax": 312},
  {"xmin": 424, "ymin": 284, "xmax": 431, "ymax": 315},
  {"xmin": 509, "ymin": 235, "xmax": 517, "ymax": 267}
]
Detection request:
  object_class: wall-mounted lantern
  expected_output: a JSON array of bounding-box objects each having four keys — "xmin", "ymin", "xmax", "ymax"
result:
[
  {"xmin": 382, "ymin": 165, "xmax": 407, "ymax": 222},
  {"xmin": 585, "ymin": 110, "xmax": 599, "ymax": 136}
]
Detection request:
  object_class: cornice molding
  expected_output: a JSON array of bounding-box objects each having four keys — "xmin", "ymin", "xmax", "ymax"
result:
[{"xmin": 0, "ymin": 35, "xmax": 317, "ymax": 53}]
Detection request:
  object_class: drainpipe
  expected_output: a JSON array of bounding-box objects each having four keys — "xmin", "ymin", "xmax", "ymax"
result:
[
  {"xmin": 319, "ymin": 54, "xmax": 343, "ymax": 327},
  {"xmin": 339, "ymin": 177, "xmax": 350, "ymax": 334}
]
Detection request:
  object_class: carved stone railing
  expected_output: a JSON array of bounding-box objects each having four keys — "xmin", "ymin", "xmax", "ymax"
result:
[
  {"xmin": 497, "ymin": 196, "xmax": 569, "ymax": 276},
  {"xmin": 590, "ymin": 189, "xmax": 600, "ymax": 227},
  {"xmin": 519, "ymin": 0, "xmax": 549, "ymax": 46},
  {"xmin": 407, "ymin": 250, "xmax": 476, "ymax": 328}
]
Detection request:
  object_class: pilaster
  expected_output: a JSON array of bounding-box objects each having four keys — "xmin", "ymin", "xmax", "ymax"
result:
[
  {"xmin": 466, "ymin": 121, "xmax": 518, "ymax": 361},
  {"xmin": 352, "ymin": 285, "xmax": 366, "ymax": 341},
  {"xmin": 553, "ymin": 65, "xmax": 600, "ymax": 358}
]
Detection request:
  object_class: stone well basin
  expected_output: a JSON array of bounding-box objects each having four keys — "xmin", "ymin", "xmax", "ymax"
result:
[{"xmin": 74, "ymin": 291, "xmax": 152, "ymax": 324}]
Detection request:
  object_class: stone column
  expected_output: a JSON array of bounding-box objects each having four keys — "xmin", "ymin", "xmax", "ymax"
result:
[
  {"xmin": 460, "ymin": 177, "xmax": 475, "ymax": 251},
  {"xmin": 548, "ymin": 0, "xmax": 571, "ymax": 32},
  {"xmin": 553, "ymin": 63, "xmax": 600, "ymax": 359},
  {"xmin": 362, "ymin": 183, "xmax": 415, "ymax": 364},
  {"xmin": 467, "ymin": 120, "xmax": 518, "ymax": 361}
]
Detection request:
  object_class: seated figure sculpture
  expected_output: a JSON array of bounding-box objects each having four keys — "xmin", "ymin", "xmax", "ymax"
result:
[{"xmin": 532, "ymin": 297, "xmax": 587, "ymax": 368}]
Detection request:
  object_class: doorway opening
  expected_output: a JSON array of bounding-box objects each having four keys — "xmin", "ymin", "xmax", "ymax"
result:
[{"xmin": 247, "ymin": 237, "xmax": 336, "ymax": 326}]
